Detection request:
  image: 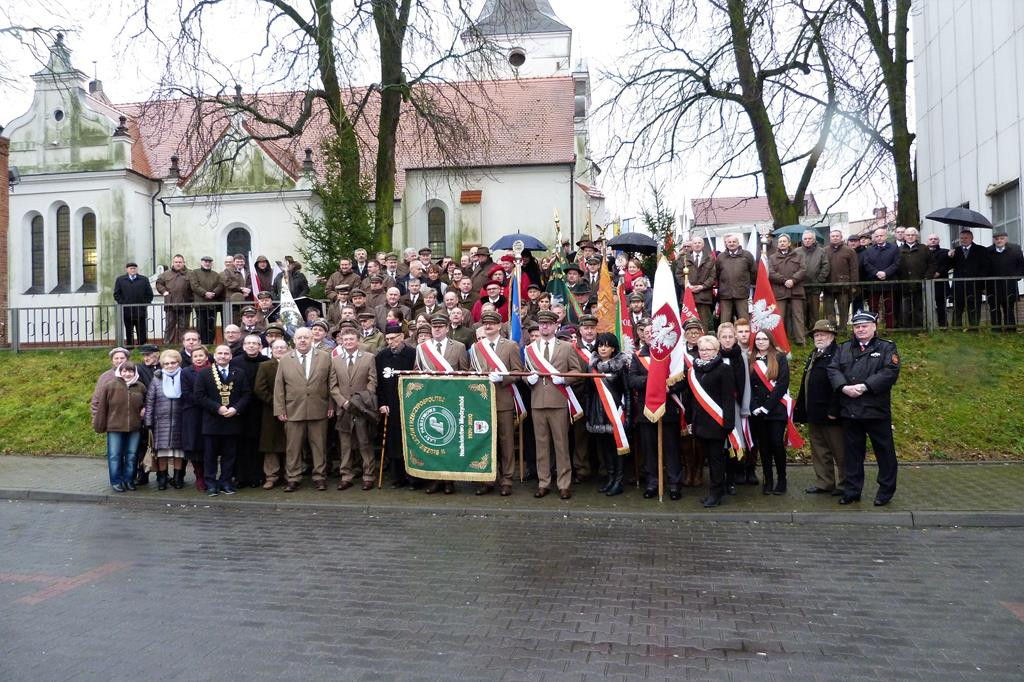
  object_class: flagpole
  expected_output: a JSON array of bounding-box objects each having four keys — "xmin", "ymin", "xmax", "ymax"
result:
[
  {"xmin": 378, "ymin": 412, "xmax": 388, "ymax": 489},
  {"xmin": 657, "ymin": 418, "xmax": 664, "ymax": 502}
]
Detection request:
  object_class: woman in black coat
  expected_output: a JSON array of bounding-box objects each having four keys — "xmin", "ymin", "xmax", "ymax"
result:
[
  {"xmin": 181, "ymin": 345, "xmax": 210, "ymax": 492},
  {"xmin": 749, "ymin": 330, "xmax": 791, "ymax": 495},
  {"xmin": 684, "ymin": 335, "xmax": 735, "ymax": 507},
  {"xmin": 585, "ymin": 332, "xmax": 631, "ymax": 496}
]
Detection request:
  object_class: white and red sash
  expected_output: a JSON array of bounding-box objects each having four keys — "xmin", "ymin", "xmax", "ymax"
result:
[
  {"xmin": 752, "ymin": 359, "xmax": 805, "ymax": 448},
  {"xmin": 583, "ymin": 349, "xmax": 629, "ymax": 454},
  {"xmin": 418, "ymin": 342, "xmax": 454, "ymax": 372},
  {"xmin": 524, "ymin": 342, "xmax": 583, "ymax": 422},
  {"xmin": 688, "ymin": 365, "xmax": 726, "ymax": 429},
  {"xmin": 720, "ymin": 357, "xmax": 748, "ymax": 457},
  {"xmin": 473, "ymin": 339, "xmax": 527, "ymax": 420}
]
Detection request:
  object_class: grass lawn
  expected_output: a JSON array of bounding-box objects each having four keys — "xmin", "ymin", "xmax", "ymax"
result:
[{"xmin": 0, "ymin": 330, "xmax": 1021, "ymax": 460}]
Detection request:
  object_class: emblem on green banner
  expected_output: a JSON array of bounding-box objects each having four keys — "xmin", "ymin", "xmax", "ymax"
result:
[{"xmin": 399, "ymin": 377, "xmax": 497, "ymax": 481}]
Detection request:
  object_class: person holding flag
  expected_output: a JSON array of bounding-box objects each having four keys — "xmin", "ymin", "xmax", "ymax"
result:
[
  {"xmin": 642, "ymin": 256, "xmax": 689, "ymax": 500},
  {"xmin": 524, "ymin": 310, "xmax": 586, "ymax": 500},
  {"xmin": 628, "ymin": 319, "xmax": 684, "ymax": 500}
]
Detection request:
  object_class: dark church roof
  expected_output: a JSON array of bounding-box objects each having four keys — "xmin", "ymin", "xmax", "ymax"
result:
[{"xmin": 472, "ymin": 0, "xmax": 571, "ymax": 36}]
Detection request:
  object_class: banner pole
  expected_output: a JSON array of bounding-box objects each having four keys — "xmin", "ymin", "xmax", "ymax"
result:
[
  {"xmin": 378, "ymin": 412, "xmax": 388, "ymax": 489},
  {"xmin": 518, "ymin": 421, "xmax": 524, "ymax": 483},
  {"xmin": 657, "ymin": 418, "xmax": 664, "ymax": 502}
]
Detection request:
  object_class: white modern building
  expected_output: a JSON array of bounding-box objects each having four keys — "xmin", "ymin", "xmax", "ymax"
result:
[{"xmin": 914, "ymin": 0, "xmax": 1023, "ymax": 246}]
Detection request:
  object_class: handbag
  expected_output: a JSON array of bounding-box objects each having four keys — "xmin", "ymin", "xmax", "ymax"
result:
[{"xmin": 142, "ymin": 433, "xmax": 156, "ymax": 473}]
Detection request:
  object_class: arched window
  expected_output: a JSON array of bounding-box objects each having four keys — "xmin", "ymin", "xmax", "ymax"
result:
[
  {"xmin": 54, "ymin": 205, "xmax": 71, "ymax": 292},
  {"xmin": 81, "ymin": 212, "xmax": 97, "ymax": 292},
  {"xmin": 29, "ymin": 216, "xmax": 44, "ymax": 293},
  {"xmin": 427, "ymin": 206, "xmax": 446, "ymax": 257},
  {"xmin": 226, "ymin": 227, "xmax": 251, "ymax": 260}
]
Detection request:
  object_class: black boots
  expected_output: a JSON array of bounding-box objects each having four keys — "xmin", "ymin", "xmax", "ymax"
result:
[
  {"xmin": 157, "ymin": 471, "xmax": 168, "ymax": 491},
  {"xmin": 171, "ymin": 469, "xmax": 185, "ymax": 490},
  {"xmin": 605, "ymin": 455, "xmax": 624, "ymax": 496},
  {"xmin": 597, "ymin": 449, "xmax": 615, "ymax": 493}
]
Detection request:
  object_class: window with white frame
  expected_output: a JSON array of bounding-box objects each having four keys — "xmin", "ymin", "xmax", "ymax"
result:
[{"xmin": 991, "ymin": 181, "xmax": 1020, "ymax": 244}]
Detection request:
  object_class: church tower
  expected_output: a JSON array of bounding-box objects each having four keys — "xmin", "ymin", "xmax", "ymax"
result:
[{"xmin": 463, "ymin": 0, "xmax": 572, "ymax": 78}]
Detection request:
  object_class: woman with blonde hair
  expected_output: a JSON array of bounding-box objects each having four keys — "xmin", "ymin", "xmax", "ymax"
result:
[{"xmin": 145, "ymin": 349, "xmax": 186, "ymax": 490}]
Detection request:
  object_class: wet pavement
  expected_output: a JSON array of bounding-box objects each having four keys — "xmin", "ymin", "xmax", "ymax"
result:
[{"xmin": 2, "ymin": 500, "xmax": 1023, "ymax": 680}]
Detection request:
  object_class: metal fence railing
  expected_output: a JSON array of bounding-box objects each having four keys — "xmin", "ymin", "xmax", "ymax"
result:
[{"xmin": 0, "ymin": 276, "xmax": 1020, "ymax": 351}]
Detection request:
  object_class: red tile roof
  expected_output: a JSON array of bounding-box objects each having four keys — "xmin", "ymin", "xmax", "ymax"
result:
[
  {"xmin": 112, "ymin": 76, "xmax": 577, "ymax": 198},
  {"xmin": 691, "ymin": 194, "xmax": 821, "ymax": 226}
]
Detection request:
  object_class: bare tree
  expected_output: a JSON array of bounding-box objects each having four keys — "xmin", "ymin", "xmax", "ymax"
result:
[
  {"xmin": 602, "ymin": 0, "xmax": 873, "ymax": 229},
  {"xmin": 824, "ymin": 0, "xmax": 916, "ymax": 226},
  {"xmin": 0, "ymin": 3, "xmax": 72, "ymax": 90},
  {"xmin": 128, "ymin": 0, "xmax": 504, "ymax": 254}
]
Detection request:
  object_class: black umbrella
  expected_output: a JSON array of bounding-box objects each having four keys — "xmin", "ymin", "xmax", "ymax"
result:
[
  {"xmin": 925, "ymin": 207, "xmax": 993, "ymax": 229},
  {"xmin": 607, "ymin": 232, "xmax": 658, "ymax": 253},
  {"xmin": 491, "ymin": 232, "xmax": 546, "ymax": 251}
]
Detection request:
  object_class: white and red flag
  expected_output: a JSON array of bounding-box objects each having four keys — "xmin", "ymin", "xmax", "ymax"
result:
[
  {"xmin": 749, "ymin": 254, "xmax": 791, "ymax": 354},
  {"xmin": 644, "ymin": 256, "xmax": 688, "ymax": 421}
]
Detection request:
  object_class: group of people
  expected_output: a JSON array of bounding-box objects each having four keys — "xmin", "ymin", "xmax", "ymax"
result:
[{"xmin": 92, "ymin": 238, "xmax": 904, "ymax": 507}]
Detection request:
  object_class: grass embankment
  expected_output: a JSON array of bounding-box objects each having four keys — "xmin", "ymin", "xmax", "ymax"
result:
[{"xmin": 0, "ymin": 331, "xmax": 1021, "ymax": 459}]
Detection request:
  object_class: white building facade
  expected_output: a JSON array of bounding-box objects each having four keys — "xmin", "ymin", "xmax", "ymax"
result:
[
  {"xmin": 914, "ymin": 0, "xmax": 1023, "ymax": 246},
  {"xmin": 4, "ymin": 0, "xmax": 601, "ymax": 324}
]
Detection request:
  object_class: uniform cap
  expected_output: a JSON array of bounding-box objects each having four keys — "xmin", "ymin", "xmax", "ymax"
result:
[
  {"xmin": 536, "ymin": 310, "xmax": 559, "ymax": 323},
  {"xmin": 479, "ymin": 310, "xmax": 502, "ymax": 324},
  {"xmin": 851, "ymin": 311, "xmax": 877, "ymax": 325}
]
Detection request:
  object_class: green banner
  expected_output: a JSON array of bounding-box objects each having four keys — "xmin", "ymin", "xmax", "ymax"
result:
[{"xmin": 399, "ymin": 376, "xmax": 497, "ymax": 482}]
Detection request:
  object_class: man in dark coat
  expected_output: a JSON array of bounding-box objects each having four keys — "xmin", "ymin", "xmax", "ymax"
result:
[
  {"xmin": 986, "ymin": 230, "xmax": 1024, "ymax": 330},
  {"xmin": 827, "ymin": 311, "xmax": 900, "ymax": 506},
  {"xmin": 926, "ymin": 233, "xmax": 952, "ymax": 327},
  {"xmin": 230, "ymin": 334, "xmax": 269, "ymax": 487},
  {"xmin": 196, "ymin": 344, "xmax": 252, "ymax": 495},
  {"xmin": 113, "ymin": 261, "xmax": 154, "ymax": 346},
  {"xmin": 375, "ymin": 322, "xmax": 418, "ymax": 487},
  {"xmin": 948, "ymin": 228, "xmax": 990, "ymax": 329},
  {"xmin": 859, "ymin": 228, "xmax": 900, "ymax": 329},
  {"xmin": 794, "ymin": 319, "xmax": 844, "ymax": 495},
  {"xmin": 896, "ymin": 227, "xmax": 934, "ymax": 328}
]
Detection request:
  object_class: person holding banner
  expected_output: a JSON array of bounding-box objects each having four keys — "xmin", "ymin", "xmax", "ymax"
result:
[
  {"xmin": 748, "ymin": 330, "xmax": 792, "ymax": 495},
  {"xmin": 414, "ymin": 313, "xmax": 471, "ymax": 494},
  {"xmin": 683, "ymin": 335, "xmax": 735, "ymax": 508},
  {"xmin": 470, "ymin": 310, "xmax": 525, "ymax": 496},
  {"xmin": 524, "ymin": 310, "xmax": 586, "ymax": 500},
  {"xmin": 584, "ymin": 333, "xmax": 631, "ymax": 496}
]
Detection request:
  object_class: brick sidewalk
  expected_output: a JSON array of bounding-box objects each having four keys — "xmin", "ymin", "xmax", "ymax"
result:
[{"xmin": 2, "ymin": 455, "xmax": 1022, "ymax": 524}]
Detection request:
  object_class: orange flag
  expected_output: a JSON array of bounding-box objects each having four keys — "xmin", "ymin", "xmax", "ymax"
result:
[{"xmin": 594, "ymin": 257, "xmax": 616, "ymax": 333}]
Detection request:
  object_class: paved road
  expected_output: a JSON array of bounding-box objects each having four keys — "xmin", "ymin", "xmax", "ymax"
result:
[{"xmin": 1, "ymin": 501, "xmax": 1022, "ymax": 681}]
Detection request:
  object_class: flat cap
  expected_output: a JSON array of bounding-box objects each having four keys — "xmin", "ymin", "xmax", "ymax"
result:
[
  {"xmin": 139, "ymin": 344, "xmax": 160, "ymax": 354},
  {"xmin": 536, "ymin": 310, "xmax": 559, "ymax": 324}
]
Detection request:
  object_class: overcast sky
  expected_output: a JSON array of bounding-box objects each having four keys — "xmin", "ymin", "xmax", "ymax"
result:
[{"xmin": 2, "ymin": 0, "xmax": 894, "ymax": 224}]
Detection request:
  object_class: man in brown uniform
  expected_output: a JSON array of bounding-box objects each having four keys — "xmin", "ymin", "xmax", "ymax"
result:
[
  {"xmin": 329, "ymin": 326, "xmax": 378, "ymax": 491},
  {"xmin": 470, "ymin": 310, "xmax": 525, "ymax": 496},
  {"xmin": 523, "ymin": 310, "xmax": 586, "ymax": 500},
  {"xmin": 273, "ymin": 327, "xmax": 334, "ymax": 491},
  {"xmin": 414, "ymin": 312, "xmax": 471, "ymax": 494}
]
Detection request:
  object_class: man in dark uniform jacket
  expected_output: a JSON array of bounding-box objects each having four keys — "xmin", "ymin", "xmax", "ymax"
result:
[
  {"xmin": 986, "ymin": 230, "xmax": 1024, "ymax": 330},
  {"xmin": 948, "ymin": 228, "xmax": 990, "ymax": 329},
  {"xmin": 113, "ymin": 261, "xmax": 155, "ymax": 347},
  {"xmin": 196, "ymin": 344, "xmax": 252, "ymax": 495},
  {"xmin": 827, "ymin": 311, "xmax": 900, "ymax": 506},
  {"xmin": 926, "ymin": 233, "xmax": 952, "ymax": 327},
  {"xmin": 375, "ymin": 322, "xmax": 418, "ymax": 488}
]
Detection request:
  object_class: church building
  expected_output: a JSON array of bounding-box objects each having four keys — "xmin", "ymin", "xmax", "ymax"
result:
[{"xmin": 3, "ymin": 0, "xmax": 602, "ymax": 314}]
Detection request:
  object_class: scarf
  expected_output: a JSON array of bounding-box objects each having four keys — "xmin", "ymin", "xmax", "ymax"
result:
[
  {"xmin": 161, "ymin": 368, "xmax": 182, "ymax": 399},
  {"xmin": 122, "ymin": 371, "xmax": 139, "ymax": 388}
]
